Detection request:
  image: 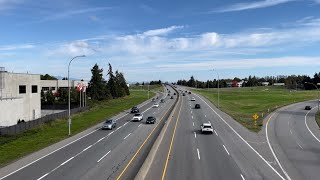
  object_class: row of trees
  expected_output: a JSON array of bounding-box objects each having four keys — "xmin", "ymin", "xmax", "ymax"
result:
[
  {"xmin": 177, "ymin": 73, "xmax": 320, "ymax": 90},
  {"xmin": 87, "ymin": 63, "xmax": 130, "ymax": 100},
  {"xmin": 135, "ymin": 80, "xmax": 162, "ymax": 86}
]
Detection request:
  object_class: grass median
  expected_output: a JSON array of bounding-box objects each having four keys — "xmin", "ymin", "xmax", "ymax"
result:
[
  {"xmin": 193, "ymin": 86, "xmax": 318, "ymax": 132},
  {"xmin": 130, "ymin": 84, "xmax": 163, "ymax": 92},
  {"xmin": 0, "ymin": 91, "xmax": 155, "ymax": 167}
]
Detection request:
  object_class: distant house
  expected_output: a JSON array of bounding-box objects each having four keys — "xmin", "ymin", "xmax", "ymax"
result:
[
  {"xmin": 261, "ymin": 82, "xmax": 269, "ymax": 86},
  {"xmin": 273, "ymin": 83, "xmax": 285, "ymax": 86}
]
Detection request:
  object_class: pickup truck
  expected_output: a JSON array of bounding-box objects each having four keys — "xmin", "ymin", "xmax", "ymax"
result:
[
  {"xmin": 200, "ymin": 122, "xmax": 213, "ymax": 134},
  {"xmin": 132, "ymin": 113, "xmax": 143, "ymax": 121}
]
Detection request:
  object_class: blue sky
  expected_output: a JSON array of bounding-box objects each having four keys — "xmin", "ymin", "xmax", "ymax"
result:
[{"xmin": 1, "ymin": 0, "xmax": 320, "ymax": 82}]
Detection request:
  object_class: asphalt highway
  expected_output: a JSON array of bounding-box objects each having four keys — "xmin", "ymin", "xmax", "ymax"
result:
[
  {"xmin": 0, "ymin": 85, "xmax": 177, "ymax": 180},
  {"xmin": 266, "ymin": 100, "xmax": 320, "ymax": 180}
]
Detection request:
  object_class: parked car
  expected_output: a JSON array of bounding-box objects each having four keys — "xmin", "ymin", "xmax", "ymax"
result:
[
  {"xmin": 146, "ymin": 116, "xmax": 156, "ymax": 124},
  {"xmin": 201, "ymin": 122, "xmax": 213, "ymax": 134},
  {"xmin": 195, "ymin": 104, "xmax": 201, "ymax": 109},
  {"xmin": 305, "ymin": 106, "xmax": 312, "ymax": 110},
  {"xmin": 153, "ymin": 103, "xmax": 159, "ymax": 108},
  {"xmin": 132, "ymin": 113, "xmax": 143, "ymax": 121},
  {"xmin": 131, "ymin": 106, "xmax": 139, "ymax": 113},
  {"xmin": 102, "ymin": 119, "xmax": 116, "ymax": 130}
]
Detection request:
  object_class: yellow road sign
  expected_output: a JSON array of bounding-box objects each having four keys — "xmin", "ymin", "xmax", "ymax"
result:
[{"xmin": 253, "ymin": 113, "xmax": 259, "ymax": 120}]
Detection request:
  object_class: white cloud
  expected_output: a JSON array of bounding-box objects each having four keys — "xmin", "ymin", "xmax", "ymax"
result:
[
  {"xmin": 213, "ymin": 0, "xmax": 296, "ymax": 13},
  {"xmin": 49, "ymin": 41, "xmax": 97, "ymax": 56},
  {"xmin": 0, "ymin": 44, "xmax": 34, "ymax": 51},
  {"xmin": 142, "ymin": 26, "xmax": 184, "ymax": 36},
  {"xmin": 155, "ymin": 56, "xmax": 320, "ymax": 71}
]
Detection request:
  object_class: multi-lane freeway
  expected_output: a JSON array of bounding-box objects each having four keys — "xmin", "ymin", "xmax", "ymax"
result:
[
  {"xmin": 2, "ymin": 84, "xmax": 320, "ymax": 180},
  {"xmin": 0, "ymin": 85, "xmax": 177, "ymax": 180}
]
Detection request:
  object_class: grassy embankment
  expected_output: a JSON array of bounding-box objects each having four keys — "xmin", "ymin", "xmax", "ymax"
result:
[
  {"xmin": 0, "ymin": 91, "xmax": 155, "ymax": 167},
  {"xmin": 194, "ymin": 86, "xmax": 318, "ymax": 132},
  {"xmin": 129, "ymin": 84, "xmax": 164, "ymax": 92}
]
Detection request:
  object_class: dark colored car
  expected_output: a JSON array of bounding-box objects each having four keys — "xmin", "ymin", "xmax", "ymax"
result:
[
  {"xmin": 170, "ymin": 96, "xmax": 174, "ymax": 99},
  {"xmin": 182, "ymin": 93, "xmax": 185, "ymax": 96},
  {"xmin": 195, "ymin": 104, "xmax": 201, "ymax": 109},
  {"xmin": 305, "ymin": 106, "xmax": 312, "ymax": 110},
  {"xmin": 174, "ymin": 93, "xmax": 176, "ymax": 95},
  {"xmin": 188, "ymin": 92, "xmax": 191, "ymax": 94},
  {"xmin": 185, "ymin": 91, "xmax": 187, "ymax": 93},
  {"xmin": 102, "ymin": 119, "xmax": 116, "ymax": 130},
  {"xmin": 160, "ymin": 99, "xmax": 165, "ymax": 103},
  {"xmin": 146, "ymin": 116, "xmax": 156, "ymax": 124},
  {"xmin": 168, "ymin": 93, "xmax": 170, "ymax": 96},
  {"xmin": 131, "ymin": 106, "xmax": 139, "ymax": 113}
]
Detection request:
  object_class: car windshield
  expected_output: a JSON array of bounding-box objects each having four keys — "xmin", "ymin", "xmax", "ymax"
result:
[
  {"xmin": 203, "ymin": 126, "xmax": 212, "ymax": 129},
  {"xmin": 105, "ymin": 120, "xmax": 113, "ymax": 124},
  {"xmin": 147, "ymin": 117, "xmax": 154, "ymax": 120},
  {"xmin": 134, "ymin": 114, "xmax": 141, "ymax": 116}
]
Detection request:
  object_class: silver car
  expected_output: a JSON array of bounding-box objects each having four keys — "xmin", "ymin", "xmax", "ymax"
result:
[{"xmin": 102, "ymin": 119, "xmax": 117, "ymax": 130}]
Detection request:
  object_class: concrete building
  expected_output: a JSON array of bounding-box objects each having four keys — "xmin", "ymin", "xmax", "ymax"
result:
[
  {"xmin": 0, "ymin": 67, "xmax": 88, "ymax": 127},
  {"xmin": 0, "ymin": 68, "xmax": 41, "ymax": 127}
]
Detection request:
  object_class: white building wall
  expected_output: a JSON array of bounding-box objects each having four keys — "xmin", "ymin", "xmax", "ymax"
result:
[
  {"xmin": 0, "ymin": 72, "xmax": 41, "ymax": 126},
  {"xmin": 0, "ymin": 98, "xmax": 24, "ymax": 126}
]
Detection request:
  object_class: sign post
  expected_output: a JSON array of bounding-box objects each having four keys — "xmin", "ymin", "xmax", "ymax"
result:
[{"xmin": 253, "ymin": 113, "xmax": 259, "ymax": 127}]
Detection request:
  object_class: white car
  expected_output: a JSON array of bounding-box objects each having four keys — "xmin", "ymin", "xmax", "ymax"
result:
[
  {"xmin": 191, "ymin": 97, "xmax": 196, "ymax": 101},
  {"xmin": 200, "ymin": 122, "xmax": 213, "ymax": 134},
  {"xmin": 153, "ymin": 103, "xmax": 159, "ymax": 108},
  {"xmin": 132, "ymin": 113, "xmax": 143, "ymax": 121}
]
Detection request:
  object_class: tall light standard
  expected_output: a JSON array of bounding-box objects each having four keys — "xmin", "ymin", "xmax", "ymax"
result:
[
  {"xmin": 68, "ymin": 55, "xmax": 86, "ymax": 136},
  {"xmin": 210, "ymin": 69, "xmax": 220, "ymax": 108},
  {"xmin": 305, "ymin": 82, "xmax": 319, "ymax": 113}
]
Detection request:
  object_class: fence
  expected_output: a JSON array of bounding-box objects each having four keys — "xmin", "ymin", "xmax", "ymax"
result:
[{"xmin": 0, "ymin": 107, "xmax": 89, "ymax": 136}]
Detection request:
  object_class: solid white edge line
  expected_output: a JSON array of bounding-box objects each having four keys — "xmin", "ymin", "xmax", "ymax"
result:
[
  {"xmin": 223, "ymin": 145, "xmax": 230, "ymax": 155},
  {"xmin": 197, "ymin": 148, "xmax": 201, "ymax": 160},
  {"xmin": 214, "ymin": 130, "xmax": 218, "ymax": 136},
  {"xmin": 194, "ymin": 94, "xmax": 286, "ymax": 180},
  {"xmin": 266, "ymin": 113, "xmax": 292, "ymax": 180},
  {"xmin": 296, "ymin": 141, "xmax": 303, "ymax": 149},
  {"xmin": 305, "ymin": 107, "xmax": 320, "ymax": 143},
  {"xmin": 138, "ymin": 124, "xmax": 142, "ymax": 127},
  {"xmin": 194, "ymin": 132, "xmax": 197, "ymax": 138},
  {"xmin": 241, "ymin": 174, "xmax": 245, "ymax": 180},
  {"xmin": 97, "ymin": 151, "xmax": 111, "ymax": 163},
  {"xmin": 193, "ymin": 122, "xmax": 194, "ymax": 127},
  {"xmin": 124, "ymin": 133, "xmax": 131, "ymax": 140},
  {"xmin": 37, "ymin": 173, "xmax": 49, "ymax": 180}
]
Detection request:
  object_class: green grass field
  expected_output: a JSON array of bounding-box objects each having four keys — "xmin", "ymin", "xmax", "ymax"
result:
[
  {"xmin": 194, "ymin": 86, "xmax": 318, "ymax": 132},
  {"xmin": 0, "ymin": 91, "xmax": 155, "ymax": 167}
]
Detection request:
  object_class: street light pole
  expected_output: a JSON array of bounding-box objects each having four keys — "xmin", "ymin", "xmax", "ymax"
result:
[
  {"xmin": 305, "ymin": 82, "xmax": 319, "ymax": 113},
  {"xmin": 211, "ymin": 69, "xmax": 220, "ymax": 108},
  {"xmin": 68, "ymin": 55, "xmax": 86, "ymax": 136}
]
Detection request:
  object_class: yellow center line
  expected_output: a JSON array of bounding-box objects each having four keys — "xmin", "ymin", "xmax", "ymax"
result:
[
  {"xmin": 116, "ymin": 96, "xmax": 179, "ymax": 180},
  {"xmin": 161, "ymin": 97, "xmax": 183, "ymax": 180}
]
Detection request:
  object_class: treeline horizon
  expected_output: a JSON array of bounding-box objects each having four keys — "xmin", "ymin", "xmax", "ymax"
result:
[{"xmin": 177, "ymin": 72, "xmax": 320, "ymax": 90}]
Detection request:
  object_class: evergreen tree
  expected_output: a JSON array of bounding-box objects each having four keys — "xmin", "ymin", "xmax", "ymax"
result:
[
  {"xmin": 87, "ymin": 64, "xmax": 109, "ymax": 100},
  {"xmin": 107, "ymin": 63, "xmax": 118, "ymax": 98}
]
